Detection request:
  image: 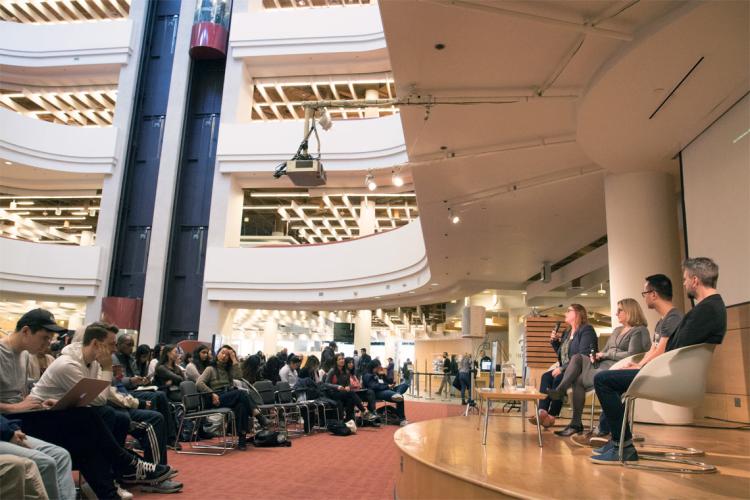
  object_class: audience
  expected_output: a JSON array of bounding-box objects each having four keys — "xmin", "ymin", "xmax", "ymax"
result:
[
  {"xmin": 592, "ymin": 258, "xmax": 727, "ymax": 464},
  {"xmin": 534, "ymin": 304, "xmax": 597, "ymax": 430},
  {"xmin": 279, "ymin": 355, "xmax": 301, "ymax": 387},
  {"xmin": 324, "ymin": 353, "xmax": 370, "ymax": 421}
]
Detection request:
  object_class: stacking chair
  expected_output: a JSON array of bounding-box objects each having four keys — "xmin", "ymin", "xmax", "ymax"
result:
[
  {"xmin": 275, "ymin": 381, "xmax": 305, "ymax": 434},
  {"xmin": 618, "ymin": 343, "xmax": 717, "ymax": 473},
  {"xmin": 176, "ymin": 380, "xmax": 236, "ymax": 455},
  {"xmin": 253, "ymin": 380, "xmax": 282, "ymax": 429}
]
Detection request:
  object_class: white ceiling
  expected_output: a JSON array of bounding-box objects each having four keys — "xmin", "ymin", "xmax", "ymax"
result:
[{"xmin": 379, "ymin": 0, "xmax": 749, "ymax": 303}]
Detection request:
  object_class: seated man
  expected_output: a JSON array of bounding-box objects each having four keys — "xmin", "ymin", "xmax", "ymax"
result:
[
  {"xmin": 0, "ymin": 453, "xmax": 47, "ymax": 499},
  {"xmin": 363, "ymin": 360, "xmax": 409, "ymax": 426},
  {"xmin": 1, "ymin": 412, "xmax": 75, "ymax": 499},
  {"xmin": 0, "ymin": 309, "xmax": 173, "ymax": 498},
  {"xmin": 592, "ymin": 258, "xmax": 727, "ymax": 464},
  {"xmin": 31, "ymin": 323, "xmax": 181, "ymax": 493},
  {"xmin": 110, "ymin": 328, "xmax": 178, "ymax": 448}
]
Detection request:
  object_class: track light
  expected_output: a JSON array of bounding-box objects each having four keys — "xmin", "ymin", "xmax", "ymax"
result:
[
  {"xmin": 391, "ymin": 170, "xmax": 404, "ymax": 187},
  {"xmin": 54, "ymin": 207, "xmax": 61, "ymax": 216},
  {"xmin": 365, "ymin": 173, "xmax": 377, "ymax": 191},
  {"xmin": 598, "ymin": 283, "xmax": 607, "ymax": 295}
]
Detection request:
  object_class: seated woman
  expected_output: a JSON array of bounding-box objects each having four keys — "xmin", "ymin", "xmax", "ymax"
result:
[
  {"xmin": 134, "ymin": 344, "xmax": 152, "ymax": 379},
  {"xmin": 196, "ymin": 345, "xmax": 257, "ymax": 450},
  {"xmin": 346, "ymin": 357, "xmax": 378, "ymax": 421},
  {"xmin": 362, "ymin": 360, "xmax": 409, "ymax": 426},
  {"xmin": 324, "ymin": 353, "xmax": 372, "ymax": 421},
  {"xmin": 546, "ymin": 298, "xmax": 651, "ymax": 436},
  {"xmin": 534, "ymin": 303, "xmax": 597, "ymax": 430},
  {"xmin": 185, "ymin": 345, "xmax": 210, "ymax": 382},
  {"xmin": 153, "ymin": 344, "xmax": 185, "ymax": 402}
]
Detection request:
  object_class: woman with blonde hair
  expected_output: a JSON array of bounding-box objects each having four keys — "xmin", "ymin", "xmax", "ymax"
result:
[{"xmin": 546, "ymin": 298, "xmax": 651, "ymax": 436}]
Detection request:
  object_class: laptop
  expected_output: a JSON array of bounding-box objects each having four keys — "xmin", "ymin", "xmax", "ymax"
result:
[{"xmin": 47, "ymin": 378, "xmax": 111, "ymax": 411}]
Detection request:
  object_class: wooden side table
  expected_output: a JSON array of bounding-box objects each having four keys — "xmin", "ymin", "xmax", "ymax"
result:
[{"xmin": 476, "ymin": 388, "xmax": 547, "ymax": 447}]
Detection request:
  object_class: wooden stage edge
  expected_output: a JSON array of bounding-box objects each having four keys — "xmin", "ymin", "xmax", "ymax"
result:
[{"xmin": 393, "ymin": 415, "xmax": 750, "ymax": 499}]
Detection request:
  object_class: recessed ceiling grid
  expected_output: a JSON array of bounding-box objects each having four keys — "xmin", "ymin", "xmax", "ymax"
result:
[
  {"xmin": 0, "ymin": 193, "xmax": 101, "ymax": 244},
  {"xmin": 0, "ymin": 0, "xmax": 130, "ymax": 23},
  {"xmin": 242, "ymin": 190, "xmax": 417, "ymax": 245},
  {"xmin": 250, "ymin": 73, "xmax": 397, "ymax": 121},
  {"xmin": 0, "ymin": 87, "xmax": 117, "ymax": 126},
  {"xmin": 262, "ymin": 0, "xmax": 371, "ymax": 9}
]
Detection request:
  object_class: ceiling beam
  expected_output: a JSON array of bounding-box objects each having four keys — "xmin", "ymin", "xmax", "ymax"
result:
[{"xmin": 525, "ymin": 244, "xmax": 609, "ymax": 300}]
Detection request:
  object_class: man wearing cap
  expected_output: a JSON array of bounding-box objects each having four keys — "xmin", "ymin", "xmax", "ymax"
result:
[{"xmin": 0, "ymin": 309, "xmax": 76, "ymax": 499}]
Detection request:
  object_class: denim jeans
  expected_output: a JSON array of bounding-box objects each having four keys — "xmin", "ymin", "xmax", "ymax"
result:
[
  {"xmin": 594, "ymin": 369, "xmax": 639, "ymax": 443},
  {"xmin": 0, "ymin": 435, "xmax": 76, "ymax": 500}
]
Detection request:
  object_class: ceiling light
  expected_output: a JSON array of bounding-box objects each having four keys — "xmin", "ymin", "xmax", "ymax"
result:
[
  {"xmin": 580, "ymin": 292, "xmax": 589, "ymax": 296},
  {"xmin": 597, "ymin": 283, "xmax": 607, "ymax": 295},
  {"xmin": 365, "ymin": 173, "xmax": 377, "ymax": 191},
  {"xmin": 392, "ymin": 171, "xmax": 404, "ymax": 187},
  {"xmin": 54, "ymin": 207, "xmax": 61, "ymax": 216},
  {"xmin": 243, "ymin": 217, "xmax": 249, "ymax": 222},
  {"xmin": 521, "ymin": 291, "xmax": 528, "ymax": 295},
  {"xmin": 17, "ymin": 201, "xmax": 33, "ymax": 206},
  {"xmin": 449, "ymin": 212, "xmax": 460, "ymax": 224},
  {"xmin": 63, "ymin": 220, "xmax": 70, "ymax": 228},
  {"xmin": 9, "ymin": 200, "xmax": 17, "ymax": 209},
  {"xmin": 431, "ymin": 283, "xmax": 439, "ymax": 286}
]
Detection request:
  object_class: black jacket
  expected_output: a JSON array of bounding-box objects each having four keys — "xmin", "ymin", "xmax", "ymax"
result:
[
  {"xmin": 363, "ymin": 372, "xmax": 390, "ymax": 392},
  {"xmin": 551, "ymin": 324, "xmax": 597, "ymax": 371}
]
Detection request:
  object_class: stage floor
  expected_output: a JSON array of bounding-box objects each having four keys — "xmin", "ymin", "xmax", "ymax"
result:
[{"xmin": 393, "ymin": 414, "xmax": 750, "ymax": 499}]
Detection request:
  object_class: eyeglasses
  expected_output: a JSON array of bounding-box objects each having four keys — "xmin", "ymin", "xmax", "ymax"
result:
[{"xmin": 641, "ymin": 289, "xmax": 654, "ymax": 297}]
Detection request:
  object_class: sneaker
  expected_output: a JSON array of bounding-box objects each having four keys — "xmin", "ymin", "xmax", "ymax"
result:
[
  {"xmin": 391, "ymin": 394, "xmax": 404, "ymax": 402},
  {"xmin": 570, "ymin": 431, "xmax": 594, "ymax": 447},
  {"xmin": 589, "ymin": 434, "xmax": 611, "ymax": 447},
  {"xmin": 139, "ymin": 480, "xmax": 183, "ymax": 494},
  {"xmin": 121, "ymin": 460, "xmax": 172, "ymax": 485},
  {"xmin": 399, "ymin": 419, "xmax": 409, "ymax": 426},
  {"xmin": 593, "ymin": 440, "xmax": 615, "ymax": 455},
  {"xmin": 116, "ymin": 483, "xmax": 134, "ymax": 500},
  {"xmin": 363, "ymin": 410, "xmax": 378, "ymax": 422},
  {"xmin": 590, "ymin": 445, "xmax": 638, "ymax": 465}
]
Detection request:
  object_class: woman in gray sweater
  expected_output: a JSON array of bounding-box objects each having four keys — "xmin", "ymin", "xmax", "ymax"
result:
[{"xmin": 546, "ymin": 298, "xmax": 651, "ymax": 435}]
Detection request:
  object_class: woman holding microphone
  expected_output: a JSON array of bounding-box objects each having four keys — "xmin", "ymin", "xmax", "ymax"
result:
[{"xmin": 532, "ymin": 304, "xmax": 597, "ymax": 429}]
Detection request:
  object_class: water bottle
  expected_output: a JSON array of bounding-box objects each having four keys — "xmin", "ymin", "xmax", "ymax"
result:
[{"xmin": 502, "ymin": 363, "xmax": 516, "ymax": 391}]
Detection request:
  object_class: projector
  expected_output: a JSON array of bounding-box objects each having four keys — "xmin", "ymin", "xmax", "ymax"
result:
[{"xmin": 285, "ymin": 159, "xmax": 326, "ymax": 186}]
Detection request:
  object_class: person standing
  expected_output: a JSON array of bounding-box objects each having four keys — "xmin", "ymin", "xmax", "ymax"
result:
[
  {"xmin": 435, "ymin": 352, "xmax": 451, "ymax": 396},
  {"xmin": 458, "ymin": 353, "xmax": 472, "ymax": 404}
]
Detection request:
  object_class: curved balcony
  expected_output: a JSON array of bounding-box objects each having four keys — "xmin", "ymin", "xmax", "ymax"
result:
[
  {"xmin": 0, "ymin": 108, "xmax": 118, "ymax": 173},
  {"xmin": 229, "ymin": 4, "xmax": 388, "ymax": 75},
  {"xmin": 217, "ymin": 114, "xmax": 406, "ymax": 172},
  {"xmin": 0, "ymin": 19, "xmax": 133, "ymax": 68},
  {"xmin": 0, "ymin": 238, "xmax": 101, "ymax": 297},
  {"xmin": 204, "ymin": 219, "xmax": 430, "ymax": 304}
]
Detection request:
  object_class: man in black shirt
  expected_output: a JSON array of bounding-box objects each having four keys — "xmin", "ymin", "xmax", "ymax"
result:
[{"xmin": 591, "ymin": 258, "xmax": 727, "ymax": 465}]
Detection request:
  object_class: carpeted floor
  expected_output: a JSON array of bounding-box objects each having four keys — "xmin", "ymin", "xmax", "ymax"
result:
[{"xmin": 135, "ymin": 401, "xmax": 464, "ymax": 500}]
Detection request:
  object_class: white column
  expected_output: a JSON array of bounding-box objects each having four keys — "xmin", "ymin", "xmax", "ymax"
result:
[
  {"xmin": 364, "ymin": 89, "xmax": 379, "ymax": 118},
  {"xmin": 604, "ymin": 171, "xmax": 684, "ymax": 326},
  {"xmin": 84, "ymin": 0, "xmax": 148, "ymax": 324},
  {"xmin": 138, "ymin": 0, "xmax": 198, "ymax": 346},
  {"xmin": 263, "ymin": 317, "xmax": 278, "ymax": 355},
  {"xmin": 196, "ymin": 296, "xmax": 233, "ymax": 342},
  {"xmin": 508, "ymin": 309, "xmax": 524, "ymax": 368},
  {"xmin": 354, "ymin": 310, "xmax": 372, "ymax": 351},
  {"xmin": 357, "ymin": 199, "xmax": 376, "ymax": 236}
]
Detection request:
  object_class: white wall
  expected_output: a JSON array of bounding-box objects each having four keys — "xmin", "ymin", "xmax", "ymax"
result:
[
  {"xmin": 0, "ymin": 238, "xmax": 101, "ymax": 297},
  {"xmin": 0, "ymin": 109, "xmax": 118, "ymax": 174},
  {"xmin": 0, "ymin": 20, "xmax": 132, "ymax": 67},
  {"xmin": 217, "ymin": 114, "xmax": 407, "ymax": 172},
  {"xmin": 203, "ymin": 219, "xmax": 430, "ymax": 304},
  {"xmin": 682, "ymin": 95, "xmax": 750, "ymax": 307}
]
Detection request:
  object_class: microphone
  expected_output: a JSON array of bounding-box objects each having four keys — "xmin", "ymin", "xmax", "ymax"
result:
[{"xmin": 554, "ymin": 321, "xmax": 561, "ymax": 334}]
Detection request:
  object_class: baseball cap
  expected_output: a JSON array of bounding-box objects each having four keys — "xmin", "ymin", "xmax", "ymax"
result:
[{"xmin": 16, "ymin": 308, "xmax": 67, "ymax": 333}]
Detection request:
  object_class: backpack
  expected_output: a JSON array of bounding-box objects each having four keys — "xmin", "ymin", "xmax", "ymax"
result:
[
  {"xmin": 252, "ymin": 430, "xmax": 291, "ymax": 447},
  {"xmin": 327, "ymin": 420, "xmax": 353, "ymax": 436},
  {"xmin": 376, "ymin": 405, "xmax": 403, "ymax": 425}
]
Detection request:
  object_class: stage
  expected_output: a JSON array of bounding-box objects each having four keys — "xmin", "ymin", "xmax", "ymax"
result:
[{"xmin": 393, "ymin": 414, "xmax": 750, "ymax": 499}]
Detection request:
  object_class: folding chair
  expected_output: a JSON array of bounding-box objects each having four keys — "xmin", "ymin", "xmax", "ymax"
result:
[{"xmin": 176, "ymin": 380, "xmax": 236, "ymax": 455}]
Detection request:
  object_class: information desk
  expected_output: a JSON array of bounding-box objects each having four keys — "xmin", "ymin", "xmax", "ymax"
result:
[{"xmin": 476, "ymin": 387, "xmax": 546, "ymax": 447}]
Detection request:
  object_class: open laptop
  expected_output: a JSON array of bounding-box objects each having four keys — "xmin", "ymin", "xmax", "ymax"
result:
[{"xmin": 46, "ymin": 378, "xmax": 111, "ymax": 411}]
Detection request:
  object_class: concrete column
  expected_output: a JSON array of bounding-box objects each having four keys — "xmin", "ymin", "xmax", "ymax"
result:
[
  {"xmin": 196, "ymin": 296, "xmax": 233, "ymax": 342},
  {"xmin": 604, "ymin": 171, "xmax": 683, "ymax": 326},
  {"xmin": 354, "ymin": 310, "xmax": 371, "ymax": 351},
  {"xmin": 263, "ymin": 317, "xmax": 278, "ymax": 355},
  {"xmin": 508, "ymin": 309, "xmax": 524, "ymax": 368},
  {"xmin": 357, "ymin": 200, "xmax": 376, "ymax": 236}
]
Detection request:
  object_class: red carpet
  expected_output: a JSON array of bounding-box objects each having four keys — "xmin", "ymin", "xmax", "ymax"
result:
[{"xmin": 135, "ymin": 401, "xmax": 464, "ymax": 500}]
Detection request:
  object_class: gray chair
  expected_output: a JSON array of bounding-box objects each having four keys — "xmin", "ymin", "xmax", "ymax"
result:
[
  {"xmin": 618, "ymin": 343, "xmax": 717, "ymax": 473},
  {"xmin": 176, "ymin": 380, "xmax": 236, "ymax": 455},
  {"xmin": 275, "ymin": 381, "xmax": 305, "ymax": 434}
]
